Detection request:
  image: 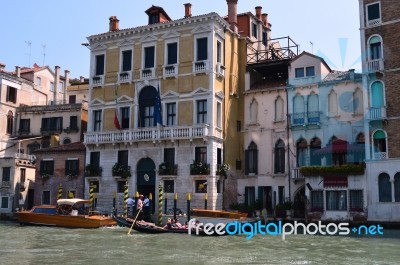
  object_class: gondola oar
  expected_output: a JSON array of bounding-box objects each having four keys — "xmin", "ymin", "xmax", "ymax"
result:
[{"xmin": 127, "ymin": 207, "xmax": 142, "ymax": 235}]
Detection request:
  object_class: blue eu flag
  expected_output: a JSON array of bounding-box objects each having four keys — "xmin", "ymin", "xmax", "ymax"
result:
[{"xmin": 154, "ymin": 85, "xmax": 163, "ymax": 126}]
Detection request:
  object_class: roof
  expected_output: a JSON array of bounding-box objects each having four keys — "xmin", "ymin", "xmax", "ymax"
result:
[
  {"xmin": 35, "ymin": 142, "xmax": 86, "ymax": 153},
  {"xmin": 322, "ymin": 70, "xmax": 362, "ymax": 83},
  {"xmin": 57, "ymin": 199, "xmax": 92, "ymax": 206},
  {"xmin": 291, "ymin": 51, "xmax": 332, "ymax": 72},
  {"xmin": 145, "ymin": 5, "xmax": 172, "ymax": 21}
]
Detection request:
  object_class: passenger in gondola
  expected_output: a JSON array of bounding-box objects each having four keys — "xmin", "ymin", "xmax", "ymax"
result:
[
  {"xmin": 173, "ymin": 218, "xmax": 183, "ymax": 229},
  {"xmin": 163, "ymin": 218, "xmax": 172, "ymax": 229}
]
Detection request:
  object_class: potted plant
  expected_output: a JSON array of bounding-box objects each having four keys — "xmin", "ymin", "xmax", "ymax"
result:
[
  {"xmin": 112, "ymin": 163, "xmax": 131, "ymax": 178},
  {"xmin": 190, "ymin": 161, "xmax": 210, "ymax": 175},
  {"xmin": 216, "ymin": 163, "xmax": 230, "ymax": 177},
  {"xmin": 283, "ymin": 199, "xmax": 294, "ymax": 218}
]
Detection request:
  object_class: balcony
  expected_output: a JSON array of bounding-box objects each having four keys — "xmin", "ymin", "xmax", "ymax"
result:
[
  {"xmin": 374, "ymin": 152, "xmax": 387, "ymax": 160},
  {"xmin": 367, "ymin": 59, "xmax": 384, "ymax": 72},
  {"xmin": 163, "ymin": 65, "xmax": 178, "ymax": 78},
  {"xmin": 112, "ymin": 163, "xmax": 131, "ymax": 178},
  {"xmin": 15, "ymin": 153, "xmax": 35, "ymax": 161},
  {"xmin": 118, "ymin": 72, "xmax": 132, "ymax": 83},
  {"xmin": 158, "ymin": 163, "xmax": 178, "ymax": 175},
  {"xmin": 85, "ymin": 164, "xmax": 102, "ymax": 177},
  {"xmin": 1, "ymin": 181, "xmax": 10, "ymax": 187},
  {"xmin": 215, "ymin": 63, "xmax": 225, "ymax": 78},
  {"xmin": 369, "ymin": 106, "xmax": 386, "ymax": 120},
  {"xmin": 84, "ymin": 125, "xmax": 210, "ymax": 145},
  {"xmin": 190, "ymin": 162, "xmax": 210, "ymax": 175},
  {"xmin": 292, "ymin": 168, "xmax": 304, "ymax": 180},
  {"xmin": 299, "ymin": 164, "xmax": 365, "ymax": 177},
  {"xmin": 193, "ymin": 61, "xmax": 209, "ymax": 74},
  {"xmin": 141, "ymin": 68, "xmax": 155, "ymax": 79},
  {"xmin": 92, "ymin": 76, "xmax": 104, "ymax": 87},
  {"xmin": 64, "ymin": 126, "xmax": 79, "ymax": 133},
  {"xmin": 307, "ymin": 111, "xmax": 320, "ymax": 124},
  {"xmin": 291, "ymin": 112, "xmax": 305, "ymax": 126},
  {"xmin": 367, "ymin": 18, "xmax": 381, "ymax": 27}
]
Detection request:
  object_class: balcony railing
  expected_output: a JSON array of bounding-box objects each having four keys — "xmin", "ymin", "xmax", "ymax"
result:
[
  {"xmin": 1, "ymin": 181, "xmax": 10, "ymax": 187},
  {"xmin": 374, "ymin": 152, "xmax": 387, "ymax": 160},
  {"xmin": 141, "ymin": 68, "xmax": 155, "ymax": 79},
  {"xmin": 118, "ymin": 72, "xmax": 132, "ymax": 83},
  {"xmin": 307, "ymin": 111, "xmax": 320, "ymax": 124},
  {"xmin": 85, "ymin": 165, "xmax": 102, "ymax": 177},
  {"xmin": 193, "ymin": 61, "xmax": 209, "ymax": 74},
  {"xmin": 216, "ymin": 63, "xmax": 225, "ymax": 78},
  {"xmin": 369, "ymin": 106, "xmax": 386, "ymax": 120},
  {"xmin": 163, "ymin": 65, "xmax": 177, "ymax": 78},
  {"xmin": 190, "ymin": 163, "xmax": 210, "ymax": 175},
  {"xmin": 15, "ymin": 153, "xmax": 35, "ymax": 161},
  {"xmin": 92, "ymin": 76, "xmax": 104, "ymax": 86},
  {"xmin": 292, "ymin": 168, "xmax": 305, "ymax": 180},
  {"xmin": 292, "ymin": 112, "xmax": 305, "ymax": 125},
  {"xmin": 84, "ymin": 125, "xmax": 210, "ymax": 145},
  {"xmin": 159, "ymin": 163, "xmax": 178, "ymax": 175},
  {"xmin": 367, "ymin": 18, "xmax": 381, "ymax": 27},
  {"xmin": 367, "ymin": 59, "xmax": 384, "ymax": 72}
]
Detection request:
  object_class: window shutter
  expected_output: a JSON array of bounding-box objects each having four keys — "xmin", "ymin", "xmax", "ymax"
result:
[{"xmin": 245, "ymin": 150, "xmax": 249, "ymax": 175}]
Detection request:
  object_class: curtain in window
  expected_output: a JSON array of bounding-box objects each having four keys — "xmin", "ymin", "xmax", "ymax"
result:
[{"xmin": 378, "ymin": 173, "xmax": 392, "ymax": 202}]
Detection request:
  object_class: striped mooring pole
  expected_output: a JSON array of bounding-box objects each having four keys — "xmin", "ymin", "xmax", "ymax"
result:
[
  {"xmin": 89, "ymin": 184, "xmax": 96, "ymax": 211},
  {"xmin": 57, "ymin": 184, "xmax": 63, "ymax": 200},
  {"xmin": 124, "ymin": 181, "xmax": 129, "ymax": 217},
  {"xmin": 158, "ymin": 182, "xmax": 163, "ymax": 226}
]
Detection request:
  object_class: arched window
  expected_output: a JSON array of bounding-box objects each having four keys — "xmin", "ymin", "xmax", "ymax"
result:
[
  {"xmin": 378, "ymin": 173, "xmax": 391, "ymax": 202},
  {"xmin": 309, "ymin": 137, "xmax": 321, "ymax": 166},
  {"xmin": 371, "ymin": 81, "xmax": 384, "ymax": 109},
  {"xmin": 355, "ymin": 133, "xmax": 365, "ymax": 164},
  {"xmin": 369, "ymin": 35, "xmax": 382, "ymax": 60},
  {"xmin": 245, "ymin": 141, "xmax": 258, "ymax": 175},
  {"xmin": 373, "ymin": 130, "xmax": 387, "ymax": 159},
  {"xmin": 274, "ymin": 96, "xmax": 284, "ymax": 122},
  {"xmin": 274, "ymin": 139, "xmax": 285, "ymax": 173},
  {"xmin": 394, "ymin": 172, "xmax": 400, "ymax": 202},
  {"xmin": 139, "ymin": 86, "xmax": 157, "ymax": 127},
  {"xmin": 296, "ymin": 138, "xmax": 308, "ymax": 167},
  {"xmin": 307, "ymin": 93, "xmax": 319, "ymax": 123},
  {"xmin": 353, "ymin": 87, "xmax": 363, "ymax": 115},
  {"xmin": 249, "ymin": 99, "xmax": 258, "ymax": 124},
  {"xmin": 6, "ymin": 110, "xmax": 13, "ymax": 134},
  {"xmin": 328, "ymin": 90, "xmax": 338, "ymax": 116},
  {"xmin": 293, "ymin": 95, "xmax": 305, "ymax": 125}
]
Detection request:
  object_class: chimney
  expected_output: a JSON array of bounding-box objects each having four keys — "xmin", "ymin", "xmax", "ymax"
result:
[
  {"xmin": 109, "ymin": 16, "xmax": 120, "ymax": 32},
  {"xmin": 255, "ymin": 6, "xmax": 262, "ymax": 20},
  {"xmin": 349, "ymin": 69, "xmax": 355, "ymax": 80},
  {"xmin": 64, "ymin": 70, "xmax": 70, "ymax": 104},
  {"xmin": 0, "ymin": 63, "xmax": 5, "ymax": 72},
  {"xmin": 80, "ymin": 76, "xmax": 85, "ymax": 83},
  {"xmin": 54, "ymin": 66, "xmax": 60, "ymax": 105},
  {"xmin": 184, "ymin": 3, "xmax": 192, "ymax": 18},
  {"xmin": 227, "ymin": 0, "xmax": 238, "ymax": 33},
  {"xmin": 262, "ymin": 13, "xmax": 268, "ymax": 26},
  {"xmin": 15, "ymin": 66, "xmax": 21, "ymax": 77}
]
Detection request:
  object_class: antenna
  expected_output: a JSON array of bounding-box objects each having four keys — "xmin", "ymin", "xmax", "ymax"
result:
[
  {"xmin": 42, "ymin": 44, "xmax": 46, "ymax": 66},
  {"xmin": 310, "ymin": 41, "xmax": 314, "ymax": 54},
  {"xmin": 25, "ymin": 41, "xmax": 32, "ymax": 67}
]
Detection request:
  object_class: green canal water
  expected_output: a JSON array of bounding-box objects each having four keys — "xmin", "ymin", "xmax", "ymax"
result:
[{"xmin": 1, "ymin": 221, "xmax": 400, "ymax": 265}]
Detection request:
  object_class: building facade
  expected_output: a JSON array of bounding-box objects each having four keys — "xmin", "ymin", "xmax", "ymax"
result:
[
  {"xmin": 84, "ymin": 3, "xmax": 246, "ymax": 212},
  {"xmin": 359, "ymin": 0, "xmax": 400, "ymax": 221}
]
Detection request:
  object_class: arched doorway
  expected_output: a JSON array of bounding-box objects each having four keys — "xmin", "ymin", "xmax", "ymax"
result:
[
  {"xmin": 293, "ymin": 186, "xmax": 305, "ymax": 218},
  {"xmin": 137, "ymin": 158, "xmax": 156, "ymax": 209}
]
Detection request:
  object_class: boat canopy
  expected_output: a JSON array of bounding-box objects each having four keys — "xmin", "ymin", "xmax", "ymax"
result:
[{"xmin": 57, "ymin": 199, "xmax": 92, "ymax": 206}]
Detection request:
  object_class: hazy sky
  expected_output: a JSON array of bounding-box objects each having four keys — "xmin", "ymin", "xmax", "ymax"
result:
[{"xmin": 0, "ymin": 0, "xmax": 361, "ymax": 78}]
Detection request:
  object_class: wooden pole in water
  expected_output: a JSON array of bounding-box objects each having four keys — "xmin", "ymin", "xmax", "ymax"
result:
[
  {"xmin": 204, "ymin": 193, "xmax": 208, "ymax": 210},
  {"xmin": 149, "ymin": 193, "xmax": 153, "ymax": 222},
  {"xmin": 173, "ymin": 192, "xmax": 178, "ymax": 220},
  {"xmin": 124, "ymin": 181, "xmax": 128, "ymax": 217},
  {"xmin": 57, "ymin": 183, "xmax": 62, "ymax": 200},
  {"xmin": 89, "ymin": 184, "xmax": 95, "ymax": 211},
  {"xmin": 187, "ymin": 193, "xmax": 191, "ymax": 223},
  {"xmin": 113, "ymin": 192, "xmax": 116, "ymax": 214},
  {"xmin": 158, "ymin": 182, "xmax": 163, "ymax": 226}
]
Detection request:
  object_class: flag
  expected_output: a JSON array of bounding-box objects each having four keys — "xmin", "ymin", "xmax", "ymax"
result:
[
  {"xmin": 114, "ymin": 87, "xmax": 121, "ymax": 130},
  {"xmin": 153, "ymin": 85, "xmax": 163, "ymax": 126}
]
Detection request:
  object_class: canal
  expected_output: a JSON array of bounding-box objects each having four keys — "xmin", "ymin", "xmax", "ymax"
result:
[{"xmin": 1, "ymin": 221, "xmax": 400, "ymax": 264}]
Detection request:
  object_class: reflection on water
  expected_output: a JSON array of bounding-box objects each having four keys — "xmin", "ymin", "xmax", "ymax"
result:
[{"xmin": 1, "ymin": 221, "xmax": 400, "ymax": 265}]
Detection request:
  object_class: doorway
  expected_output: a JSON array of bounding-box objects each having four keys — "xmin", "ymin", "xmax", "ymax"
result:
[
  {"xmin": 293, "ymin": 186, "xmax": 305, "ymax": 218},
  {"xmin": 136, "ymin": 158, "xmax": 156, "ymax": 210}
]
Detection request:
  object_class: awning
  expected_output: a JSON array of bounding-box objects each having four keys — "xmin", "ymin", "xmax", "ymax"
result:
[{"xmin": 57, "ymin": 199, "xmax": 92, "ymax": 206}]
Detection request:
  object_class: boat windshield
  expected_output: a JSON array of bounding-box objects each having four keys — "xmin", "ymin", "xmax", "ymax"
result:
[{"xmin": 32, "ymin": 208, "xmax": 57, "ymax": 214}]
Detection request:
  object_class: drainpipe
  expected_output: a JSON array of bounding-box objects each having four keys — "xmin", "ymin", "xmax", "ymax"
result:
[{"xmin": 286, "ymin": 85, "xmax": 291, "ymax": 201}]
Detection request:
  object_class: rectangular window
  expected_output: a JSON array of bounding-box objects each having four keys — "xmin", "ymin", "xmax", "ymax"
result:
[
  {"xmin": 306, "ymin": 66, "xmax": 315, "ymax": 77},
  {"xmin": 20, "ymin": 168, "xmax": 26, "ymax": 183},
  {"xmin": 166, "ymin": 103, "xmax": 176, "ymax": 126},
  {"xmin": 1, "ymin": 197, "xmax": 9, "ymax": 209},
  {"xmin": 95, "ymin": 54, "xmax": 105, "ymax": 76},
  {"xmin": 69, "ymin": 116, "xmax": 78, "ymax": 130},
  {"xmin": 245, "ymin": 186, "xmax": 256, "ymax": 205},
  {"xmin": 117, "ymin": 181, "xmax": 126, "ymax": 193},
  {"xmin": 245, "ymin": 149, "xmax": 258, "ymax": 174},
  {"xmin": 217, "ymin": 180, "xmax": 221, "ymax": 193},
  {"xmin": 69, "ymin": 95, "xmax": 76, "ymax": 104},
  {"xmin": 197, "ymin": 100, "xmax": 207, "ymax": 124},
  {"xmin": 164, "ymin": 148, "xmax": 175, "ymax": 165},
  {"xmin": 195, "ymin": 147, "xmax": 207, "ymax": 163},
  {"xmin": 164, "ymin": 180, "xmax": 175, "ymax": 193},
  {"xmin": 40, "ymin": 160, "xmax": 54, "ymax": 175},
  {"xmin": 262, "ymin": 31, "xmax": 267, "ymax": 46},
  {"xmin": 195, "ymin": 179, "xmax": 207, "ymax": 193},
  {"xmin": 122, "ymin": 50, "xmax": 132, "ymax": 72},
  {"xmin": 90, "ymin": 181, "xmax": 100, "ymax": 193},
  {"xmin": 41, "ymin": 117, "xmax": 63, "ymax": 132},
  {"xmin": 118, "ymin": 150, "xmax": 129, "ymax": 167},
  {"xmin": 6, "ymin": 86, "xmax": 17, "ymax": 103},
  {"xmin": 278, "ymin": 186, "xmax": 285, "ymax": 205},
  {"xmin": 295, "ymin": 68, "xmax": 305, "ymax": 78},
  {"xmin": 19, "ymin": 119, "xmax": 30, "ymax": 133},
  {"xmin": 90, "ymin": 152, "xmax": 100, "ymax": 171},
  {"xmin": 50, "ymin": 82, "xmax": 54, "ymax": 92},
  {"xmin": 167, "ymin": 43, "xmax": 178, "ymax": 65},
  {"xmin": 121, "ymin": 107, "xmax": 130, "ymax": 129},
  {"xmin": 2, "ymin": 167, "xmax": 11, "ymax": 181},
  {"xmin": 58, "ymin": 81, "xmax": 64, "ymax": 92},
  {"xmin": 144, "ymin": 106, "xmax": 154, "ymax": 127},
  {"xmin": 42, "ymin": 191, "xmax": 50, "ymax": 205},
  {"xmin": 196, "ymin": 38, "xmax": 208, "ymax": 61},
  {"xmin": 36, "ymin": 77, "xmax": 42, "ymax": 86},
  {"xmin": 349, "ymin": 190, "xmax": 363, "ymax": 211},
  {"xmin": 93, "ymin": 110, "xmax": 102, "ymax": 131},
  {"xmin": 326, "ymin": 190, "xmax": 347, "ymax": 211},
  {"xmin": 144, "ymin": 46, "xmax": 155, "ymax": 68},
  {"xmin": 65, "ymin": 159, "xmax": 79, "ymax": 176},
  {"xmin": 367, "ymin": 3, "xmax": 380, "ymax": 21},
  {"xmin": 217, "ymin": 148, "xmax": 222, "ymax": 166},
  {"xmin": 252, "ymin": 23, "xmax": 258, "ymax": 39},
  {"xmin": 216, "ymin": 102, "xmax": 222, "ymax": 128},
  {"xmin": 216, "ymin": 41, "xmax": 222, "ymax": 63},
  {"xmin": 311, "ymin": 190, "xmax": 324, "ymax": 211}
]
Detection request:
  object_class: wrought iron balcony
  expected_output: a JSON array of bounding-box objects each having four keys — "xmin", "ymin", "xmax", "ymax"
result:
[{"xmin": 84, "ymin": 125, "xmax": 210, "ymax": 145}]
